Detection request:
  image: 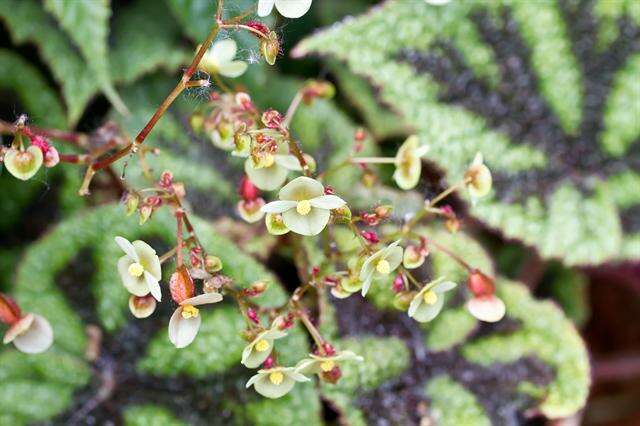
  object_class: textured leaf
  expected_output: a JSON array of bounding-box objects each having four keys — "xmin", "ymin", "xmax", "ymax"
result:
[
  {"xmin": 296, "ymin": 0, "xmax": 640, "ymax": 265},
  {"xmin": 44, "ymin": 0, "xmax": 127, "ymax": 114},
  {"xmin": 0, "ymin": 0, "xmax": 96, "ymax": 125},
  {"xmin": 425, "ymin": 375, "xmax": 491, "ymax": 426},
  {"xmin": 231, "ymin": 385, "xmax": 323, "ymax": 426},
  {"xmin": 110, "ymin": 0, "xmax": 191, "ymax": 84},
  {"xmin": 123, "ymin": 405, "xmax": 186, "ymax": 426},
  {"xmin": 593, "ymin": 0, "xmax": 640, "ymax": 48},
  {"xmin": 0, "ymin": 49, "xmax": 65, "ymax": 128}
]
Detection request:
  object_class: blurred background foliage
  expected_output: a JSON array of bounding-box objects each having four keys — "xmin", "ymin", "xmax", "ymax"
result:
[{"xmin": 0, "ymin": 0, "xmax": 638, "ymax": 425}]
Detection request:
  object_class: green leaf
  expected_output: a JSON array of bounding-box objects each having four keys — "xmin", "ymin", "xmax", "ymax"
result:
[
  {"xmin": 296, "ymin": 0, "xmax": 638, "ymax": 265},
  {"xmin": 110, "ymin": 0, "xmax": 191, "ymax": 84},
  {"xmin": 0, "ymin": 49, "xmax": 66, "ymax": 128},
  {"xmin": 425, "ymin": 375, "xmax": 491, "ymax": 426},
  {"xmin": 231, "ymin": 385, "xmax": 323, "ymax": 426},
  {"xmin": 44, "ymin": 0, "xmax": 127, "ymax": 114},
  {"xmin": 123, "ymin": 405, "xmax": 186, "ymax": 426},
  {"xmin": 593, "ymin": 0, "xmax": 640, "ymax": 48},
  {"xmin": 0, "ymin": 0, "xmax": 96, "ymax": 125}
]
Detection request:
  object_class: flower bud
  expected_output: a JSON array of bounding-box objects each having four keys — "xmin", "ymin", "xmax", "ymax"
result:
[
  {"xmin": 260, "ymin": 31, "xmax": 280, "ymax": 65},
  {"xmin": 261, "ymin": 109, "xmax": 283, "ymax": 129},
  {"xmin": 250, "ymin": 280, "xmax": 268, "ymax": 294},
  {"xmin": 374, "ymin": 205, "xmax": 392, "ymax": 219},
  {"xmin": 403, "ymin": 245, "xmax": 425, "ymax": 269},
  {"xmin": 123, "ymin": 192, "xmax": 139, "ymax": 216},
  {"xmin": 238, "ymin": 198, "xmax": 266, "ymax": 223},
  {"xmin": 43, "ymin": 147, "xmax": 59, "ymax": 168},
  {"xmin": 129, "ymin": 295, "xmax": 157, "ymax": 319},
  {"xmin": 205, "ymin": 255, "xmax": 223, "ymax": 273},
  {"xmin": 139, "ymin": 204, "xmax": 153, "ymax": 225},
  {"xmin": 0, "ymin": 294, "xmax": 21, "ymax": 325},
  {"xmin": 170, "ymin": 265, "xmax": 195, "ymax": 304},
  {"xmin": 467, "ymin": 270, "xmax": 495, "ymax": 297},
  {"xmin": 3, "ymin": 146, "xmax": 43, "ymax": 180},
  {"xmin": 464, "ymin": 153, "xmax": 492, "ymax": 198},
  {"xmin": 393, "ymin": 291, "xmax": 415, "ymax": 311},
  {"xmin": 245, "ymin": 20, "xmax": 270, "ymax": 37},
  {"xmin": 239, "ymin": 176, "xmax": 260, "ymax": 201},
  {"xmin": 361, "ymin": 231, "xmax": 379, "ymax": 244},
  {"xmin": 321, "ymin": 366, "xmax": 342, "ymax": 384},
  {"xmin": 392, "ymin": 274, "xmax": 405, "ymax": 293},
  {"xmin": 266, "ymin": 213, "xmax": 289, "ymax": 235},
  {"xmin": 235, "ymin": 92, "xmax": 255, "ymax": 111}
]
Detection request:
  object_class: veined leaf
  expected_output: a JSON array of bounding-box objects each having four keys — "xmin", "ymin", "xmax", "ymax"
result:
[
  {"xmin": 44, "ymin": 0, "xmax": 127, "ymax": 115},
  {"xmin": 296, "ymin": 0, "xmax": 640, "ymax": 265}
]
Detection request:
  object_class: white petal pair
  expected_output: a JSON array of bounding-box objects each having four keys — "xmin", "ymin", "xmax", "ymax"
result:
[
  {"xmin": 168, "ymin": 292, "xmax": 223, "ymax": 349},
  {"xmin": 258, "ymin": 0, "xmax": 312, "ymax": 18}
]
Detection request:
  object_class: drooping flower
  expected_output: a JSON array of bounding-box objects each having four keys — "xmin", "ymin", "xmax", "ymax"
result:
[
  {"xmin": 3, "ymin": 146, "xmax": 43, "ymax": 180},
  {"xmin": 393, "ymin": 135, "xmax": 429, "ymax": 190},
  {"xmin": 464, "ymin": 153, "xmax": 492, "ymax": 198},
  {"xmin": 295, "ymin": 350, "xmax": 363, "ymax": 376},
  {"xmin": 128, "ymin": 295, "xmax": 157, "ymax": 319},
  {"xmin": 402, "ymin": 245, "xmax": 428, "ymax": 269},
  {"xmin": 238, "ymin": 198, "xmax": 266, "ymax": 223},
  {"xmin": 465, "ymin": 270, "xmax": 505, "ymax": 323},
  {"xmin": 241, "ymin": 323, "xmax": 287, "ymax": 368},
  {"xmin": 408, "ymin": 278, "xmax": 457, "ymax": 323},
  {"xmin": 265, "ymin": 213, "xmax": 290, "ymax": 235},
  {"xmin": 168, "ymin": 292, "xmax": 224, "ymax": 348},
  {"xmin": 198, "ymin": 39, "xmax": 248, "ymax": 78},
  {"xmin": 359, "ymin": 241, "xmax": 403, "ymax": 296},
  {"xmin": 1, "ymin": 294, "xmax": 53, "ymax": 354},
  {"xmin": 246, "ymin": 367, "xmax": 310, "ymax": 399},
  {"xmin": 115, "ymin": 237, "xmax": 162, "ymax": 301},
  {"xmin": 258, "ymin": 0, "xmax": 313, "ymax": 18},
  {"xmin": 261, "ymin": 177, "xmax": 346, "ymax": 236}
]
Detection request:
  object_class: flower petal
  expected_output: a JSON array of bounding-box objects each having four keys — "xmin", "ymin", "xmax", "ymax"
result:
[
  {"xmin": 241, "ymin": 340, "xmax": 273, "ymax": 368},
  {"xmin": 168, "ymin": 308, "xmax": 202, "ymax": 349},
  {"xmin": 410, "ymin": 296, "xmax": 444, "ymax": 322},
  {"xmin": 309, "ymin": 195, "xmax": 346, "ymax": 210},
  {"xmin": 144, "ymin": 271, "xmax": 162, "ymax": 302},
  {"xmin": 282, "ymin": 207, "xmax": 330, "ymax": 236},
  {"xmin": 2, "ymin": 314, "xmax": 34, "ymax": 344},
  {"xmin": 245, "ymin": 160, "xmax": 289, "ymax": 191},
  {"xmin": 257, "ymin": 0, "xmax": 277, "ymax": 16},
  {"xmin": 466, "ymin": 295, "xmax": 506, "ymax": 323},
  {"xmin": 432, "ymin": 280, "xmax": 457, "ymax": 293},
  {"xmin": 181, "ymin": 292, "xmax": 223, "ymax": 306},
  {"xmin": 253, "ymin": 373, "xmax": 296, "ymax": 398},
  {"xmin": 274, "ymin": 155, "xmax": 303, "ymax": 171},
  {"xmin": 360, "ymin": 268, "xmax": 375, "ymax": 296},
  {"xmin": 117, "ymin": 256, "xmax": 150, "ymax": 296},
  {"xmin": 115, "ymin": 236, "xmax": 139, "ymax": 261},
  {"xmin": 218, "ymin": 60, "xmax": 248, "ymax": 78},
  {"xmin": 12, "ymin": 314, "xmax": 53, "ymax": 354},
  {"xmin": 261, "ymin": 200, "xmax": 297, "ymax": 214},
  {"xmin": 212, "ymin": 39, "xmax": 237, "ymax": 63},
  {"xmin": 274, "ymin": 0, "xmax": 312, "ymax": 18},
  {"xmin": 279, "ymin": 176, "xmax": 324, "ymax": 201},
  {"xmin": 383, "ymin": 246, "xmax": 404, "ymax": 271},
  {"xmin": 294, "ymin": 358, "xmax": 320, "ymax": 375},
  {"xmin": 133, "ymin": 240, "xmax": 161, "ymax": 280}
]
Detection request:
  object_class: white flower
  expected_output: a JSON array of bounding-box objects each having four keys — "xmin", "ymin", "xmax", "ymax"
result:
[
  {"xmin": 295, "ymin": 350, "xmax": 363, "ymax": 375},
  {"xmin": 3, "ymin": 313, "xmax": 53, "ymax": 354},
  {"xmin": 408, "ymin": 278, "xmax": 457, "ymax": 323},
  {"xmin": 246, "ymin": 366, "xmax": 310, "ymax": 399},
  {"xmin": 258, "ymin": 0, "xmax": 312, "ymax": 18},
  {"xmin": 244, "ymin": 150, "xmax": 307, "ymax": 191},
  {"xmin": 198, "ymin": 39, "xmax": 248, "ymax": 78},
  {"xmin": 466, "ymin": 295, "xmax": 506, "ymax": 323},
  {"xmin": 241, "ymin": 324, "xmax": 287, "ymax": 368},
  {"xmin": 168, "ymin": 292, "xmax": 224, "ymax": 349},
  {"xmin": 261, "ymin": 176, "xmax": 346, "ymax": 236},
  {"xmin": 359, "ymin": 241, "xmax": 403, "ymax": 296},
  {"xmin": 3, "ymin": 146, "xmax": 43, "ymax": 181},
  {"xmin": 115, "ymin": 237, "xmax": 163, "ymax": 302}
]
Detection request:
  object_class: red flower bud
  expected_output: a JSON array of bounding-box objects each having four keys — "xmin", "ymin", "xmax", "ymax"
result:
[
  {"xmin": 467, "ymin": 269, "xmax": 495, "ymax": 297},
  {"xmin": 322, "ymin": 342, "xmax": 336, "ymax": 356},
  {"xmin": 324, "ymin": 186, "xmax": 335, "ymax": 195},
  {"xmin": 261, "ymin": 109, "xmax": 283, "ymax": 129},
  {"xmin": 262, "ymin": 355, "xmax": 275, "ymax": 369},
  {"xmin": 361, "ymin": 231, "xmax": 379, "ymax": 244},
  {"xmin": 0, "ymin": 293, "xmax": 21, "ymax": 325},
  {"xmin": 30, "ymin": 135, "xmax": 50, "ymax": 154},
  {"xmin": 392, "ymin": 274, "xmax": 405, "ymax": 293},
  {"xmin": 169, "ymin": 265, "xmax": 195, "ymax": 304},
  {"xmin": 159, "ymin": 171, "xmax": 174, "ymax": 189},
  {"xmin": 245, "ymin": 20, "xmax": 270, "ymax": 37},
  {"xmin": 361, "ymin": 213, "xmax": 380, "ymax": 226},
  {"xmin": 321, "ymin": 366, "xmax": 342, "ymax": 384},
  {"xmin": 247, "ymin": 308, "xmax": 260, "ymax": 324},
  {"xmin": 239, "ymin": 176, "xmax": 260, "ymax": 201}
]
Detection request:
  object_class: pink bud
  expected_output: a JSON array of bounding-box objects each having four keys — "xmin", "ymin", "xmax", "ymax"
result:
[
  {"xmin": 467, "ymin": 270, "xmax": 495, "ymax": 297},
  {"xmin": 239, "ymin": 176, "xmax": 260, "ymax": 201},
  {"xmin": 392, "ymin": 274, "xmax": 405, "ymax": 293},
  {"xmin": 361, "ymin": 231, "xmax": 379, "ymax": 244},
  {"xmin": 323, "ymin": 342, "xmax": 336, "ymax": 356},
  {"xmin": 324, "ymin": 186, "xmax": 335, "ymax": 195},
  {"xmin": 247, "ymin": 308, "xmax": 260, "ymax": 324},
  {"xmin": 262, "ymin": 356, "xmax": 275, "ymax": 369},
  {"xmin": 159, "ymin": 171, "xmax": 174, "ymax": 189},
  {"xmin": 261, "ymin": 109, "xmax": 283, "ymax": 129},
  {"xmin": 43, "ymin": 146, "xmax": 59, "ymax": 168},
  {"xmin": 30, "ymin": 135, "xmax": 50, "ymax": 154}
]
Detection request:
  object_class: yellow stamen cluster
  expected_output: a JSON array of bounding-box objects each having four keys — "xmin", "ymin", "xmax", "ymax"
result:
[
  {"xmin": 128, "ymin": 262, "xmax": 144, "ymax": 277},
  {"xmin": 320, "ymin": 360, "xmax": 335, "ymax": 372},
  {"xmin": 269, "ymin": 371, "xmax": 284, "ymax": 385},
  {"xmin": 296, "ymin": 199, "xmax": 312, "ymax": 216},
  {"xmin": 376, "ymin": 259, "xmax": 391, "ymax": 274},
  {"xmin": 255, "ymin": 339, "xmax": 270, "ymax": 352},
  {"xmin": 423, "ymin": 290, "xmax": 438, "ymax": 305},
  {"xmin": 181, "ymin": 305, "xmax": 200, "ymax": 319}
]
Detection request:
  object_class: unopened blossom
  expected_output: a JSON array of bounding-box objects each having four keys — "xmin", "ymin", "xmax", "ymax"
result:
[
  {"xmin": 359, "ymin": 241, "xmax": 403, "ymax": 296},
  {"xmin": 198, "ymin": 39, "xmax": 248, "ymax": 78},
  {"xmin": 393, "ymin": 135, "xmax": 429, "ymax": 190},
  {"xmin": 464, "ymin": 153, "xmax": 492, "ymax": 198},
  {"xmin": 265, "ymin": 213, "xmax": 290, "ymax": 235},
  {"xmin": 3, "ymin": 145, "xmax": 43, "ymax": 180},
  {"xmin": 30, "ymin": 136, "xmax": 59, "ymax": 168},
  {"xmin": 295, "ymin": 350, "xmax": 363, "ymax": 376},
  {"xmin": 242, "ymin": 323, "xmax": 287, "ymax": 368},
  {"xmin": 258, "ymin": 0, "xmax": 312, "ymax": 18},
  {"xmin": 466, "ymin": 270, "xmax": 505, "ymax": 323},
  {"xmin": 261, "ymin": 177, "xmax": 346, "ymax": 236},
  {"xmin": 246, "ymin": 366, "xmax": 310, "ymax": 399},
  {"xmin": 408, "ymin": 278, "xmax": 457, "ymax": 323},
  {"xmin": 169, "ymin": 292, "xmax": 224, "ymax": 348},
  {"xmin": 1, "ymin": 294, "xmax": 53, "ymax": 354},
  {"xmin": 115, "ymin": 237, "xmax": 162, "ymax": 301},
  {"xmin": 128, "ymin": 295, "xmax": 157, "ymax": 319},
  {"xmin": 403, "ymin": 245, "xmax": 427, "ymax": 269}
]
